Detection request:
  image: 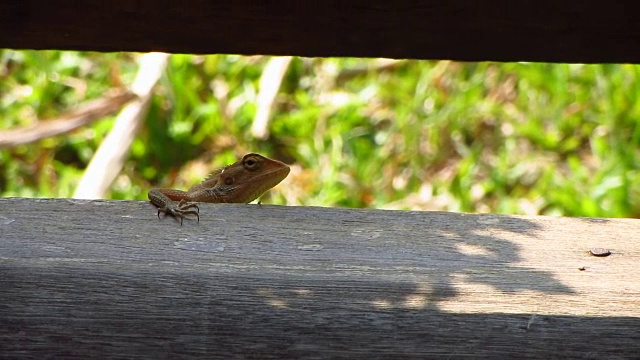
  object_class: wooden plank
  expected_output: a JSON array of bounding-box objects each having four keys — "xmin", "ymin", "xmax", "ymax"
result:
[
  {"xmin": 1, "ymin": 1, "xmax": 640, "ymax": 63},
  {"xmin": 1, "ymin": 197, "xmax": 639, "ymax": 359}
]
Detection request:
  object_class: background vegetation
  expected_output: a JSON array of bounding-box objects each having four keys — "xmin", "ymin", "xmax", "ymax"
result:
[{"xmin": 1, "ymin": 50, "xmax": 639, "ymax": 218}]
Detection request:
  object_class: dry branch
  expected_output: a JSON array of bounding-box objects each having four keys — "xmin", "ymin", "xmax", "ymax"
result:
[
  {"xmin": 0, "ymin": 90, "xmax": 136, "ymax": 149},
  {"xmin": 73, "ymin": 52, "xmax": 169, "ymax": 199},
  {"xmin": 251, "ymin": 56, "xmax": 293, "ymax": 139}
]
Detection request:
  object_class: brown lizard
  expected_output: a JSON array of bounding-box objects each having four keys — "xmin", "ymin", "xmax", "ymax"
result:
[{"xmin": 148, "ymin": 153, "xmax": 290, "ymax": 224}]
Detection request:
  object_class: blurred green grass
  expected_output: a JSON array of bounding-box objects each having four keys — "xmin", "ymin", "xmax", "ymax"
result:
[{"xmin": 1, "ymin": 50, "xmax": 639, "ymax": 218}]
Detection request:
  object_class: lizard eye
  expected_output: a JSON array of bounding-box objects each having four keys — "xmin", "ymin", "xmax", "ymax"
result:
[
  {"xmin": 224, "ymin": 176, "xmax": 235, "ymax": 185},
  {"xmin": 243, "ymin": 156, "xmax": 261, "ymax": 170}
]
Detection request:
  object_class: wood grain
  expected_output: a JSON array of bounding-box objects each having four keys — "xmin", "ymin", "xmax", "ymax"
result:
[
  {"xmin": 1, "ymin": 198, "xmax": 639, "ymax": 359},
  {"xmin": 1, "ymin": 1, "xmax": 640, "ymax": 63}
]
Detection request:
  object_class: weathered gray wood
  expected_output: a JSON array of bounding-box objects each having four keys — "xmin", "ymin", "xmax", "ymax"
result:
[
  {"xmin": 1, "ymin": 1, "xmax": 640, "ymax": 63},
  {"xmin": 1, "ymin": 198, "xmax": 639, "ymax": 359}
]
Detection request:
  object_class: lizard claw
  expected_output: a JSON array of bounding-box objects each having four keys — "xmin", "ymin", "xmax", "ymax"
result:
[{"xmin": 157, "ymin": 200, "xmax": 200, "ymax": 225}]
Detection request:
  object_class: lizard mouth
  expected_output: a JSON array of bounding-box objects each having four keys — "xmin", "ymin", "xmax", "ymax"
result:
[
  {"xmin": 246, "ymin": 163, "xmax": 290, "ymax": 199},
  {"xmin": 255, "ymin": 164, "xmax": 290, "ymax": 185}
]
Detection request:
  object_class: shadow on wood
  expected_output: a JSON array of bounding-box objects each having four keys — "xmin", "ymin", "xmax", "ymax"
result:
[{"xmin": 1, "ymin": 198, "xmax": 639, "ymax": 358}]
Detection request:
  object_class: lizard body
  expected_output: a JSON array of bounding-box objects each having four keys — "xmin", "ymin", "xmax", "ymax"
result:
[{"xmin": 148, "ymin": 153, "xmax": 290, "ymax": 224}]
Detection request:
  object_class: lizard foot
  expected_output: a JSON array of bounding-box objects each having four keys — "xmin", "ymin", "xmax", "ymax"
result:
[{"xmin": 157, "ymin": 200, "xmax": 200, "ymax": 225}]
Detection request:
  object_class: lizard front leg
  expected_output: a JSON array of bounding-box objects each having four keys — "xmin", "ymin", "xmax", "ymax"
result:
[{"xmin": 148, "ymin": 188, "xmax": 200, "ymax": 225}]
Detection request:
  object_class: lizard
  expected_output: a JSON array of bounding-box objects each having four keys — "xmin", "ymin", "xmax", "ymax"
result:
[{"xmin": 148, "ymin": 153, "xmax": 290, "ymax": 225}]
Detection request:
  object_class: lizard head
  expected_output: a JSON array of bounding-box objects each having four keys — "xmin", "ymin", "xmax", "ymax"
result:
[{"xmin": 216, "ymin": 153, "xmax": 290, "ymax": 203}]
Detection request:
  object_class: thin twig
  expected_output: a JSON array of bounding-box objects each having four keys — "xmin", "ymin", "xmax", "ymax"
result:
[{"xmin": 335, "ymin": 58, "xmax": 405, "ymax": 84}]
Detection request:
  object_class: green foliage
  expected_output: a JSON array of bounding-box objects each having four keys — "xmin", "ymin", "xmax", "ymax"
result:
[{"xmin": 1, "ymin": 50, "xmax": 639, "ymax": 218}]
